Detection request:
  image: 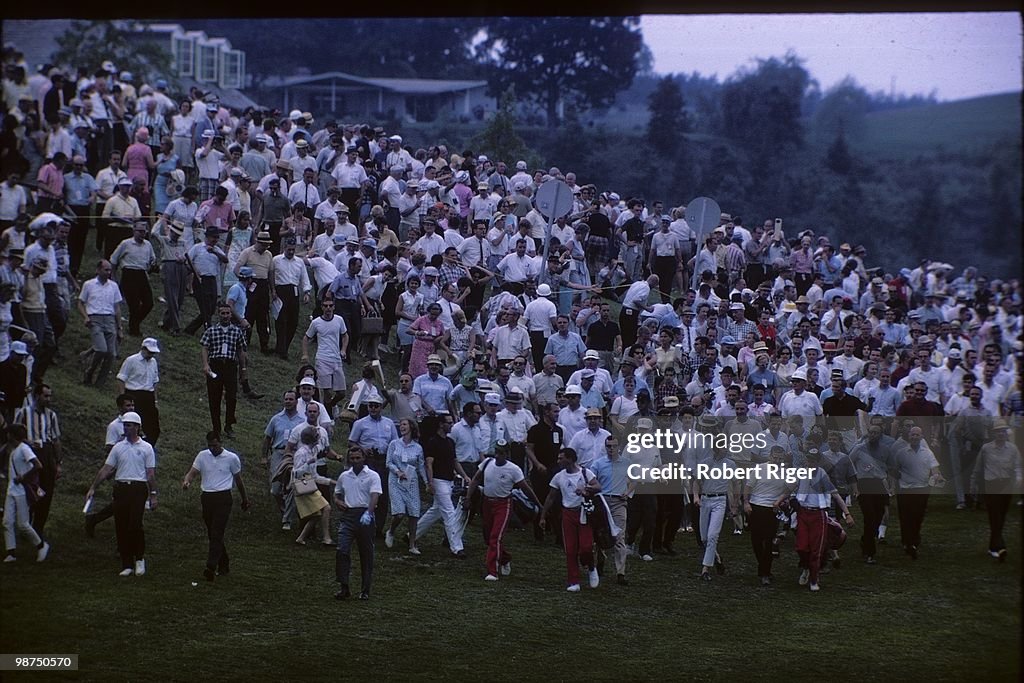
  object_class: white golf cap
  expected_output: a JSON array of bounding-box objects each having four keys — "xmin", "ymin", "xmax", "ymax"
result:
[
  {"xmin": 537, "ymin": 283, "xmax": 552, "ymax": 297},
  {"xmin": 484, "ymin": 393, "xmax": 502, "ymax": 405},
  {"xmin": 564, "ymin": 385, "xmax": 582, "ymax": 396},
  {"xmin": 299, "ymin": 377, "xmax": 316, "ymax": 387},
  {"xmin": 120, "ymin": 411, "xmax": 142, "ymax": 424},
  {"xmin": 141, "ymin": 337, "xmax": 160, "ymax": 353}
]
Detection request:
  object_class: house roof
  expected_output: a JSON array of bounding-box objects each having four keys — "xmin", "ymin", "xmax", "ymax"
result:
[
  {"xmin": 2, "ymin": 20, "xmax": 74, "ymax": 71},
  {"xmin": 267, "ymin": 71, "xmax": 486, "ymax": 95}
]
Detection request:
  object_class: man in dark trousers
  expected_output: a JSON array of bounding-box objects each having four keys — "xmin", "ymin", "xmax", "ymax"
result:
[
  {"xmin": 199, "ymin": 303, "xmax": 248, "ymax": 438},
  {"xmin": 181, "ymin": 431, "xmax": 251, "ymax": 582},
  {"xmin": 333, "ymin": 446, "xmax": 382, "ymax": 600},
  {"xmin": 847, "ymin": 420, "xmax": 898, "ymax": 564},
  {"xmin": 526, "ymin": 401, "xmax": 564, "ymax": 542}
]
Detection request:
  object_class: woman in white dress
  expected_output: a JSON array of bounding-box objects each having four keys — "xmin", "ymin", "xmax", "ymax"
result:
[
  {"xmin": 171, "ymin": 100, "xmax": 195, "ymax": 175},
  {"xmin": 396, "ymin": 274, "xmax": 424, "ymax": 373}
]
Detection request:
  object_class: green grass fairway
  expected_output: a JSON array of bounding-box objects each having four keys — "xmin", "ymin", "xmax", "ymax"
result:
[
  {"xmin": 858, "ymin": 92, "xmax": 1022, "ymax": 159},
  {"xmin": 0, "ymin": 262, "xmax": 1020, "ymax": 681}
]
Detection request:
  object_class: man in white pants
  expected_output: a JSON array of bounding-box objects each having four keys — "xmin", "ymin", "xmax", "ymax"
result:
[
  {"xmin": 416, "ymin": 414, "xmax": 470, "ymax": 557},
  {"xmin": 692, "ymin": 417, "xmax": 733, "ymax": 581}
]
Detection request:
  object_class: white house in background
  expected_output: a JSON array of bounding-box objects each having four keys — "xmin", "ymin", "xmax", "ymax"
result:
[
  {"xmin": 260, "ymin": 71, "xmax": 493, "ymax": 122},
  {"xmin": 129, "ymin": 23, "xmax": 246, "ymax": 90}
]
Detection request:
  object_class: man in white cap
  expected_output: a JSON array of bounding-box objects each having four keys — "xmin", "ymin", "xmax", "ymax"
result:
[
  {"xmin": 116, "ymin": 337, "xmax": 161, "ymax": 445},
  {"xmin": 412, "ymin": 355, "xmax": 454, "ymax": 416},
  {"xmin": 523, "ymin": 282, "xmax": 558, "ymax": 371},
  {"xmin": 85, "ymin": 410, "xmax": 157, "ymax": 577},
  {"xmin": 777, "ymin": 368, "xmax": 823, "ymax": 420}
]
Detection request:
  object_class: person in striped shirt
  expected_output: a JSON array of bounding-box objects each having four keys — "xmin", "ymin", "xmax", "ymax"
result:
[{"xmin": 13, "ymin": 383, "xmax": 62, "ymax": 539}]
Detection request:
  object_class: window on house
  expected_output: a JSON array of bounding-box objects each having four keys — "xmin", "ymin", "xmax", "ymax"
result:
[
  {"xmin": 174, "ymin": 37, "xmax": 194, "ymax": 77},
  {"xmin": 198, "ymin": 44, "xmax": 219, "ymax": 83},
  {"xmin": 220, "ymin": 50, "xmax": 243, "ymax": 89}
]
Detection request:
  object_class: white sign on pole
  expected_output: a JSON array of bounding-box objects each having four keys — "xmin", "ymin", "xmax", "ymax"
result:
[
  {"xmin": 684, "ymin": 196, "xmax": 722, "ymax": 239},
  {"xmin": 535, "ymin": 180, "xmax": 574, "ymax": 265}
]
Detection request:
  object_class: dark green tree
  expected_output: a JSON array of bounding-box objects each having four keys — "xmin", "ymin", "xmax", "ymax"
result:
[
  {"xmin": 646, "ymin": 75, "xmax": 689, "ymax": 154},
  {"xmin": 52, "ymin": 21, "xmax": 173, "ymax": 86},
  {"xmin": 475, "ymin": 17, "xmax": 645, "ymax": 128},
  {"xmin": 813, "ymin": 76, "xmax": 871, "ymax": 144},
  {"xmin": 470, "ymin": 88, "xmax": 538, "ymax": 167},
  {"xmin": 720, "ymin": 52, "xmax": 813, "ymax": 168},
  {"xmin": 825, "ymin": 128, "xmax": 853, "ymax": 175}
]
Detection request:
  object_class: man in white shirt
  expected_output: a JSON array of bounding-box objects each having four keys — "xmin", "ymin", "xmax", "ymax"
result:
[
  {"xmin": 557, "ymin": 386, "xmax": 588, "ymax": 443},
  {"xmin": 116, "ymin": 337, "xmax": 161, "ymax": 445},
  {"xmin": 620, "ymin": 274, "xmax": 659, "ymax": 348},
  {"xmin": 333, "ymin": 447, "xmax": 382, "ymax": 600},
  {"xmin": 496, "ymin": 239, "xmax": 537, "ymax": 293},
  {"xmin": 181, "ymin": 431, "xmax": 250, "ymax": 581},
  {"xmin": 272, "ymin": 240, "xmax": 312, "ymax": 360},
  {"xmin": 288, "ymin": 168, "xmax": 321, "ymax": 219},
  {"xmin": 777, "ymin": 369, "xmax": 823, "ymax": 420},
  {"xmin": 523, "ymin": 283, "xmax": 558, "ymax": 371},
  {"xmin": 568, "ymin": 409, "xmax": 611, "ymax": 468},
  {"xmin": 464, "ymin": 439, "xmax": 542, "ymax": 582}
]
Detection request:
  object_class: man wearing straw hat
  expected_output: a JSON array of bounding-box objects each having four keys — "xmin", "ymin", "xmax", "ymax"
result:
[{"xmin": 152, "ymin": 214, "xmax": 192, "ymax": 335}]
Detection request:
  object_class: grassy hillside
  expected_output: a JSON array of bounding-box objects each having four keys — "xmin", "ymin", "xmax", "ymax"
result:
[
  {"xmin": 853, "ymin": 92, "xmax": 1022, "ymax": 160},
  {"xmin": 0, "ymin": 245, "xmax": 1020, "ymax": 679}
]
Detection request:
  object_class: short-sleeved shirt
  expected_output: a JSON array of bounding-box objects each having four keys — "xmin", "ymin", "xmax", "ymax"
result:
[
  {"xmin": 527, "ymin": 420, "xmax": 563, "ymax": 468},
  {"xmin": 116, "ymin": 352, "xmax": 159, "ymax": 391},
  {"xmin": 200, "ymin": 323, "xmax": 247, "ymax": 361},
  {"xmin": 794, "ymin": 468, "xmax": 837, "ymax": 509},
  {"xmin": 895, "ymin": 443, "xmax": 939, "ymax": 489},
  {"xmin": 105, "ymin": 437, "xmax": 156, "ymax": 482},
  {"xmin": 425, "ymin": 436, "xmax": 458, "ymax": 480},
  {"xmin": 481, "ymin": 457, "xmax": 525, "ymax": 498},
  {"xmin": 305, "ymin": 314, "xmax": 348, "ymax": 364},
  {"xmin": 192, "ymin": 448, "xmax": 241, "ymax": 492},
  {"xmin": 550, "ymin": 467, "xmax": 591, "ymax": 508},
  {"xmin": 79, "ymin": 277, "xmax": 123, "ymax": 315},
  {"xmin": 6, "ymin": 442, "xmax": 38, "ymax": 497},
  {"xmin": 335, "ymin": 466, "xmax": 383, "ymax": 508},
  {"xmin": 264, "ymin": 409, "xmax": 304, "ymax": 451}
]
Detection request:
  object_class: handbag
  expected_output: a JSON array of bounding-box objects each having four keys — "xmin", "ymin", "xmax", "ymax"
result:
[
  {"xmin": 362, "ymin": 302, "xmax": 384, "ymax": 334},
  {"xmin": 292, "ymin": 473, "xmax": 318, "ymax": 496}
]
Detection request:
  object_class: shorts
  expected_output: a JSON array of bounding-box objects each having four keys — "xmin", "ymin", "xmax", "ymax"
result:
[{"xmin": 315, "ymin": 358, "xmax": 347, "ymax": 391}]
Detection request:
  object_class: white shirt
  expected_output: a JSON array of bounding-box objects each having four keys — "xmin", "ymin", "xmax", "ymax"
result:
[
  {"xmin": 305, "ymin": 314, "xmax": 348, "ymax": 364},
  {"xmin": 557, "ymin": 405, "xmax": 588, "ymax": 443},
  {"xmin": 414, "ymin": 233, "xmax": 446, "ymax": 261},
  {"xmin": 550, "ymin": 467, "xmax": 591, "ymax": 508},
  {"xmin": 778, "ymin": 389, "xmax": 824, "ymax": 419},
  {"xmin": 568, "ymin": 427, "xmax": 611, "ymax": 468},
  {"xmin": 334, "ymin": 466, "xmax": 383, "ymax": 508},
  {"xmin": 496, "ymin": 253, "xmax": 536, "ymax": 283},
  {"xmin": 105, "ymin": 437, "xmax": 156, "ymax": 482},
  {"xmin": 79, "ymin": 278, "xmax": 123, "ymax": 315},
  {"xmin": 481, "ymin": 457, "xmax": 525, "ymax": 498},
  {"xmin": 522, "ymin": 297, "xmax": 557, "ymax": 333},
  {"xmin": 331, "ymin": 161, "xmax": 367, "ymax": 189},
  {"xmin": 272, "ymin": 254, "xmax": 312, "ymax": 291},
  {"xmin": 288, "ymin": 180, "xmax": 321, "ymax": 209},
  {"xmin": 116, "ymin": 352, "xmax": 159, "ymax": 391},
  {"xmin": 496, "ymin": 408, "xmax": 537, "ymax": 443},
  {"xmin": 450, "ymin": 420, "xmax": 487, "ymax": 463},
  {"xmin": 191, "ymin": 448, "xmax": 241, "ymax": 492},
  {"xmin": 621, "ymin": 281, "xmax": 651, "ymax": 310}
]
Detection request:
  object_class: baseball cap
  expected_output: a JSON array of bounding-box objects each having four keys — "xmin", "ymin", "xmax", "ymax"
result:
[
  {"xmin": 142, "ymin": 337, "xmax": 161, "ymax": 353},
  {"xmin": 121, "ymin": 411, "xmax": 142, "ymax": 424},
  {"xmin": 299, "ymin": 377, "xmax": 316, "ymax": 387},
  {"xmin": 484, "ymin": 393, "xmax": 503, "ymax": 405}
]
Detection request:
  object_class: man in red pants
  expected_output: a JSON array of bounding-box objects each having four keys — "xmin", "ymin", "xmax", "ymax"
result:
[
  {"xmin": 779, "ymin": 448, "xmax": 855, "ymax": 592},
  {"xmin": 541, "ymin": 447, "xmax": 603, "ymax": 592},
  {"xmin": 465, "ymin": 440, "xmax": 542, "ymax": 582}
]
